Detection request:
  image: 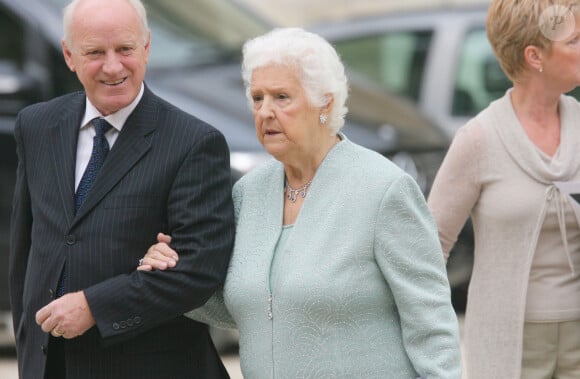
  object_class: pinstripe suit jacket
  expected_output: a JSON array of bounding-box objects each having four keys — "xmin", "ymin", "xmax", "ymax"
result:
[{"xmin": 8, "ymin": 85, "xmax": 235, "ymax": 379}]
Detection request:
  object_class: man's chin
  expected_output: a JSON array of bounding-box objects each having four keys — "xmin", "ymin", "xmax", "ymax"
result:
[{"xmin": 93, "ymin": 94, "xmax": 135, "ymax": 115}]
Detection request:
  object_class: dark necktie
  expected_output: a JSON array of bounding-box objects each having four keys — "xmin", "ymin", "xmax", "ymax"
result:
[
  {"xmin": 56, "ymin": 118, "xmax": 112, "ymax": 297},
  {"xmin": 74, "ymin": 117, "xmax": 113, "ymax": 213}
]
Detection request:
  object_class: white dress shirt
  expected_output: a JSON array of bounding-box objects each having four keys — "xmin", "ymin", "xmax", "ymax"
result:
[{"xmin": 75, "ymin": 84, "xmax": 144, "ymax": 190}]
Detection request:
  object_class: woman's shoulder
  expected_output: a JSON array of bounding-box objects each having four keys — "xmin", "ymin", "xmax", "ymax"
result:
[
  {"xmin": 560, "ymin": 93, "xmax": 580, "ymax": 112},
  {"xmin": 451, "ymin": 91, "xmax": 511, "ymax": 148},
  {"xmin": 233, "ymin": 158, "xmax": 280, "ymax": 192},
  {"xmin": 337, "ymin": 138, "xmax": 408, "ymax": 187}
]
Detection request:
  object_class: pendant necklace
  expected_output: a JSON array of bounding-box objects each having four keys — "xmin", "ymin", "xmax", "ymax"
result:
[{"xmin": 284, "ymin": 178, "xmax": 312, "ymax": 203}]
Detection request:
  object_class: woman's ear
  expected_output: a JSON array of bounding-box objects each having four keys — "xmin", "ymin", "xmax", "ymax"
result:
[
  {"xmin": 321, "ymin": 95, "xmax": 334, "ymax": 114},
  {"xmin": 524, "ymin": 45, "xmax": 544, "ymax": 73}
]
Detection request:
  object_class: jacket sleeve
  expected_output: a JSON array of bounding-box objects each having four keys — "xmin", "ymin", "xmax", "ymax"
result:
[
  {"xmin": 375, "ymin": 173, "xmax": 462, "ymax": 379},
  {"xmin": 184, "ymin": 177, "xmax": 247, "ymax": 330},
  {"xmin": 184, "ymin": 290, "xmax": 236, "ymax": 329},
  {"xmin": 8, "ymin": 115, "xmax": 33, "ymax": 340},
  {"xmin": 84, "ymin": 129, "xmax": 235, "ymax": 344}
]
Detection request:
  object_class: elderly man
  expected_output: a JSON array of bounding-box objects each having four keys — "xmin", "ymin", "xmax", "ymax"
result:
[{"xmin": 9, "ymin": 0, "xmax": 234, "ymax": 378}]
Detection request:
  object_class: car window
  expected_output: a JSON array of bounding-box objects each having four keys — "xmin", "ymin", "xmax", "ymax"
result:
[
  {"xmin": 451, "ymin": 27, "xmax": 511, "ymax": 117},
  {"xmin": 333, "ymin": 31, "xmax": 433, "ymax": 102},
  {"xmin": 0, "ymin": 2, "xmax": 81, "ymax": 101},
  {"xmin": 0, "ymin": 6, "xmax": 19, "ymax": 309},
  {"xmin": 453, "ymin": 27, "xmax": 580, "ymax": 118},
  {"xmin": 0, "ymin": 5, "xmax": 24, "ymax": 68},
  {"xmin": 47, "ymin": 0, "xmax": 265, "ymax": 70}
]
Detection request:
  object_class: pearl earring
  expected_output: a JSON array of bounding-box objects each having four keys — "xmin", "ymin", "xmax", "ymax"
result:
[{"xmin": 319, "ymin": 114, "xmax": 328, "ymax": 124}]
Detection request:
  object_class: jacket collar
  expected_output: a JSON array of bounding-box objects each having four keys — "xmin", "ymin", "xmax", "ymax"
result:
[{"xmin": 51, "ymin": 86, "xmax": 157, "ymax": 229}]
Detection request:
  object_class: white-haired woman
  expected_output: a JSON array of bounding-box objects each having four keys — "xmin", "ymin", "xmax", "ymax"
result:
[{"xmin": 140, "ymin": 27, "xmax": 461, "ymax": 378}]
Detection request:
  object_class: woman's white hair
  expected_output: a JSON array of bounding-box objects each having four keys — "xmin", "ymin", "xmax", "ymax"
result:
[
  {"xmin": 62, "ymin": 0, "xmax": 149, "ymax": 48},
  {"xmin": 242, "ymin": 27, "xmax": 349, "ymax": 134}
]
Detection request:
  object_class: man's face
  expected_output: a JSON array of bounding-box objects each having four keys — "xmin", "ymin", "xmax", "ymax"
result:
[{"xmin": 62, "ymin": 0, "xmax": 150, "ymax": 115}]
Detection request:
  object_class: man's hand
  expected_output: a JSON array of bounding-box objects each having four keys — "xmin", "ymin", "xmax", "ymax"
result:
[{"xmin": 35, "ymin": 291, "xmax": 96, "ymax": 339}]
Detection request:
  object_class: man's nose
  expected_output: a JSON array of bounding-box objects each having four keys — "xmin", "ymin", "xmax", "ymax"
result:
[{"xmin": 102, "ymin": 51, "xmax": 123, "ymax": 74}]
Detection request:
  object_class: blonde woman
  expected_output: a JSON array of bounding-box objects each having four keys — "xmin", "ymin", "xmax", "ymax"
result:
[{"xmin": 428, "ymin": 1, "xmax": 580, "ymax": 378}]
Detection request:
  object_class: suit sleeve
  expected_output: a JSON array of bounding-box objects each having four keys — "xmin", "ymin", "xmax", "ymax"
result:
[
  {"xmin": 84, "ymin": 129, "xmax": 235, "ymax": 343},
  {"xmin": 184, "ymin": 178, "xmax": 245, "ymax": 329},
  {"xmin": 8, "ymin": 115, "xmax": 33, "ymax": 338},
  {"xmin": 374, "ymin": 174, "xmax": 462, "ymax": 379}
]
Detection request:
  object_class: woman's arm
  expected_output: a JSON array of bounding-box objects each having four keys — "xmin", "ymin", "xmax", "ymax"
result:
[
  {"xmin": 428, "ymin": 121, "xmax": 483, "ymax": 260},
  {"xmin": 375, "ymin": 174, "xmax": 462, "ymax": 379}
]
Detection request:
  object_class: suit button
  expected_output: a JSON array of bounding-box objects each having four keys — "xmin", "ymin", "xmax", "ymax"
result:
[
  {"xmin": 41, "ymin": 344, "xmax": 47, "ymax": 355},
  {"xmin": 134, "ymin": 316, "xmax": 142, "ymax": 325},
  {"xmin": 120, "ymin": 321, "xmax": 127, "ymax": 329},
  {"xmin": 127, "ymin": 318, "xmax": 134, "ymax": 327},
  {"xmin": 65, "ymin": 235, "xmax": 76, "ymax": 245},
  {"xmin": 113, "ymin": 322, "xmax": 120, "ymax": 330}
]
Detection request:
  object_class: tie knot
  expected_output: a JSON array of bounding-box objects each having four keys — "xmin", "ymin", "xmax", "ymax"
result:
[{"xmin": 93, "ymin": 118, "xmax": 113, "ymax": 137}]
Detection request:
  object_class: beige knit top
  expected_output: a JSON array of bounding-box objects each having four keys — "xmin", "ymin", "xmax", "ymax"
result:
[{"xmin": 428, "ymin": 90, "xmax": 580, "ymax": 379}]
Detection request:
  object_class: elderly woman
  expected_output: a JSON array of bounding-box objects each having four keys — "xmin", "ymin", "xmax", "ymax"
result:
[
  {"xmin": 141, "ymin": 27, "xmax": 461, "ymax": 378},
  {"xmin": 428, "ymin": 1, "xmax": 580, "ymax": 378}
]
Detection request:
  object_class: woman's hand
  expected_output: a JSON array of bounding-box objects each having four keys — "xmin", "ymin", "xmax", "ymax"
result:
[{"xmin": 138, "ymin": 233, "xmax": 178, "ymax": 271}]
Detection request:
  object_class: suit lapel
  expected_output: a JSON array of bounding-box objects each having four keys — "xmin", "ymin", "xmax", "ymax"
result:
[
  {"xmin": 71, "ymin": 88, "xmax": 157, "ymax": 226},
  {"xmin": 50, "ymin": 94, "xmax": 85, "ymax": 226}
]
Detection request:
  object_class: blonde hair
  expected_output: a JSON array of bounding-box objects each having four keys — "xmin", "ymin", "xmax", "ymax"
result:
[{"xmin": 487, "ymin": 0, "xmax": 579, "ymax": 80}]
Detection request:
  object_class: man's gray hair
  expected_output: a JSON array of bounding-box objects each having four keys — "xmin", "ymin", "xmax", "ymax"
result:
[{"xmin": 62, "ymin": 0, "xmax": 149, "ymax": 48}]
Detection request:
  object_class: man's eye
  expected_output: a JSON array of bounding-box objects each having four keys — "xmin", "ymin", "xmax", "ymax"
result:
[
  {"xmin": 85, "ymin": 50, "xmax": 103, "ymax": 57},
  {"xmin": 120, "ymin": 47, "xmax": 134, "ymax": 55}
]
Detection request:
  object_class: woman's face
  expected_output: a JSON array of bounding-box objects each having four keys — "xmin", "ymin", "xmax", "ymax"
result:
[
  {"xmin": 543, "ymin": 14, "xmax": 580, "ymax": 93},
  {"xmin": 250, "ymin": 64, "xmax": 324, "ymax": 163}
]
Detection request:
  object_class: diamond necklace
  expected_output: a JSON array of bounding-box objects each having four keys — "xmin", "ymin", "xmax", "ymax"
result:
[{"xmin": 284, "ymin": 178, "xmax": 313, "ymax": 203}]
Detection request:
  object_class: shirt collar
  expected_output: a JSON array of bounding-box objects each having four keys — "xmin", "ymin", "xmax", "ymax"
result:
[{"xmin": 80, "ymin": 83, "xmax": 145, "ymax": 131}]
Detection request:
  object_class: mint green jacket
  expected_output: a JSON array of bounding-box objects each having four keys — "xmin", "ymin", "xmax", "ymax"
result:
[{"xmin": 188, "ymin": 136, "xmax": 461, "ymax": 378}]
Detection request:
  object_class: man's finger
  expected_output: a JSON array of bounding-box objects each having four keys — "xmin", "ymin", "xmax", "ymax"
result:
[
  {"xmin": 40, "ymin": 315, "xmax": 59, "ymax": 334},
  {"xmin": 35, "ymin": 304, "xmax": 51, "ymax": 326}
]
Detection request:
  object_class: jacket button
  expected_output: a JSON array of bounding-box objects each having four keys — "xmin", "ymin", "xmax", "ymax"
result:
[
  {"xmin": 134, "ymin": 316, "xmax": 142, "ymax": 325},
  {"xmin": 112, "ymin": 322, "xmax": 120, "ymax": 330},
  {"xmin": 127, "ymin": 318, "xmax": 134, "ymax": 327},
  {"xmin": 120, "ymin": 321, "xmax": 127, "ymax": 329},
  {"xmin": 65, "ymin": 235, "xmax": 76, "ymax": 245}
]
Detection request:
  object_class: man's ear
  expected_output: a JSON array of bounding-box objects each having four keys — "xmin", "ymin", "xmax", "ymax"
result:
[
  {"xmin": 143, "ymin": 31, "xmax": 151, "ymax": 64},
  {"xmin": 61, "ymin": 39, "xmax": 76, "ymax": 72}
]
